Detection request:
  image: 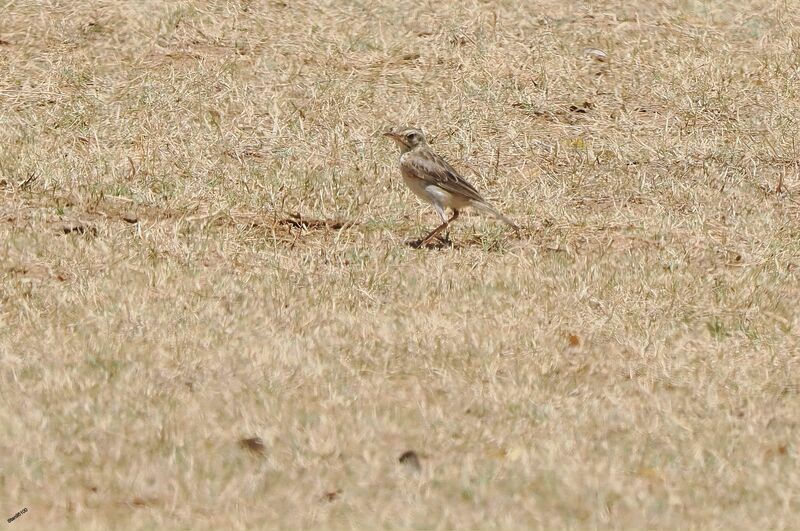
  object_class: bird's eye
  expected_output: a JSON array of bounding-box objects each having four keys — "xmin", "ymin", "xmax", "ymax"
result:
[{"xmin": 407, "ymin": 133, "xmax": 418, "ymax": 141}]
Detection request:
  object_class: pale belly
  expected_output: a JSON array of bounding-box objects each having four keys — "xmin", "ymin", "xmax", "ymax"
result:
[
  {"xmin": 401, "ymin": 173, "xmax": 435, "ymax": 204},
  {"xmin": 400, "ymin": 171, "xmax": 472, "ymax": 210}
]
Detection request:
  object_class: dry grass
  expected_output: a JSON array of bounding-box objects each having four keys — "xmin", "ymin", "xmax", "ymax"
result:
[{"xmin": 3, "ymin": 0, "xmax": 800, "ymax": 528}]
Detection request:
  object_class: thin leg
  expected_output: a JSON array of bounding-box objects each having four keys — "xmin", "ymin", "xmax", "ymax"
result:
[
  {"xmin": 419, "ymin": 210, "xmax": 459, "ymax": 246},
  {"xmin": 417, "ymin": 220, "xmax": 449, "ymax": 246},
  {"xmin": 442, "ymin": 209, "xmax": 460, "ymax": 243}
]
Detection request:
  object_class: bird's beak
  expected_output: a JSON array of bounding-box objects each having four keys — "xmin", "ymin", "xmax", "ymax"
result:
[{"xmin": 383, "ymin": 131, "xmax": 398, "ymax": 139}]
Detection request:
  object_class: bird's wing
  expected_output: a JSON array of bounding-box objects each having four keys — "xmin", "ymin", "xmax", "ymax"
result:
[{"xmin": 401, "ymin": 148, "xmax": 486, "ymax": 203}]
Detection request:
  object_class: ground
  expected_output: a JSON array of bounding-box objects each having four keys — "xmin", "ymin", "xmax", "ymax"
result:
[{"xmin": 2, "ymin": 0, "xmax": 800, "ymax": 529}]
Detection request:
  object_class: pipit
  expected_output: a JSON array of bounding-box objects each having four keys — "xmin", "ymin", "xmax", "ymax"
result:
[{"xmin": 383, "ymin": 126, "xmax": 518, "ymax": 247}]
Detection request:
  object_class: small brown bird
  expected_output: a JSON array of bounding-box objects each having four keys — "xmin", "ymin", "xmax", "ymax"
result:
[{"xmin": 383, "ymin": 126, "xmax": 518, "ymax": 247}]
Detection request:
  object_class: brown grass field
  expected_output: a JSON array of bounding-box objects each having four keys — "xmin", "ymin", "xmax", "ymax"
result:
[{"xmin": 3, "ymin": 0, "xmax": 800, "ymax": 528}]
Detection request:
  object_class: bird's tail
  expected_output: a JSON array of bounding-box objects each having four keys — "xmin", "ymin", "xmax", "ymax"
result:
[{"xmin": 472, "ymin": 200, "xmax": 519, "ymax": 231}]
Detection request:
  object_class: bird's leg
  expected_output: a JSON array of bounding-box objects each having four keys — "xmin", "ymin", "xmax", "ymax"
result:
[
  {"xmin": 417, "ymin": 220, "xmax": 449, "ymax": 247},
  {"xmin": 411, "ymin": 205, "xmax": 447, "ymax": 247},
  {"xmin": 419, "ymin": 210, "xmax": 459, "ymax": 247},
  {"xmin": 441, "ymin": 210, "xmax": 460, "ymax": 244}
]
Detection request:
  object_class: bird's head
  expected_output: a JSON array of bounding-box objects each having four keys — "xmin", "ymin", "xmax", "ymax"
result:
[{"xmin": 383, "ymin": 126, "xmax": 427, "ymax": 153}]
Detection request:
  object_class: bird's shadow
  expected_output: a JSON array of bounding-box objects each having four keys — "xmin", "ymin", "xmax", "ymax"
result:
[
  {"xmin": 405, "ymin": 225, "xmax": 536, "ymax": 251},
  {"xmin": 405, "ymin": 235, "xmax": 453, "ymax": 250}
]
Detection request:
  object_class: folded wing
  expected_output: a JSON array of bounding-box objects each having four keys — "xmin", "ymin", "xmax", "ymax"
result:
[{"xmin": 401, "ymin": 150, "xmax": 486, "ymax": 203}]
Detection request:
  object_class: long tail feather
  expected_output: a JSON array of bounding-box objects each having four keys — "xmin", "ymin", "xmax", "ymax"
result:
[{"xmin": 472, "ymin": 201, "xmax": 519, "ymax": 230}]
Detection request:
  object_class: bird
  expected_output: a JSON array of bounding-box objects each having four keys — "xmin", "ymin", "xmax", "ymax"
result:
[{"xmin": 383, "ymin": 126, "xmax": 519, "ymax": 247}]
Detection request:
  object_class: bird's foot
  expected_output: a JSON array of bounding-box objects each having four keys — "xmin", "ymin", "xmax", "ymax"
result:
[{"xmin": 407, "ymin": 235, "xmax": 452, "ymax": 249}]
